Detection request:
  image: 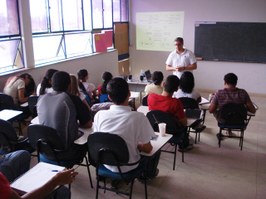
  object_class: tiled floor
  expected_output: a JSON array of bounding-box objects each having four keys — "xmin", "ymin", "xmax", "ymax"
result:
[{"xmin": 30, "ymin": 93, "xmax": 266, "ymax": 199}]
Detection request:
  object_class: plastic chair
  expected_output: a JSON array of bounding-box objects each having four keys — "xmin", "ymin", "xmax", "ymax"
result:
[
  {"xmin": 28, "ymin": 96, "xmax": 39, "ymax": 118},
  {"xmin": 179, "ymin": 97, "xmax": 206, "ymax": 143},
  {"xmin": 217, "ymin": 103, "xmax": 251, "ymax": 150},
  {"xmin": 146, "ymin": 110, "xmax": 187, "ymax": 170},
  {"xmin": 27, "ymin": 124, "xmax": 93, "ymax": 188},
  {"xmin": 87, "ymin": 132, "xmax": 147, "ymax": 199},
  {"xmin": 0, "ymin": 93, "xmax": 30, "ymax": 135},
  {"xmin": 0, "ymin": 119, "xmax": 33, "ymax": 155},
  {"xmin": 142, "ymin": 95, "xmax": 148, "ymax": 106}
]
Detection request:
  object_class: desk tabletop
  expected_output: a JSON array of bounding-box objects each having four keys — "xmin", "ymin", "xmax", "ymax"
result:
[
  {"xmin": 141, "ymin": 132, "xmax": 172, "ymax": 156},
  {"xmin": 0, "ymin": 109, "xmax": 23, "ymax": 121},
  {"xmin": 137, "ymin": 106, "xmax": 199, "ymax": 127},
  {"xmin": 76, "ymin": 127, "xmax": 93, "ymax": 144},
  {"xmin": 11, "ymin": 162, "xmax": 65, "ymax": 194},
  {"xmin": 31, "ymin": 116, "xmax": 93, "ymax": 145},
  {"xmin": 127, "ymin": 80, "xmax": 149, "ymax": 85}
]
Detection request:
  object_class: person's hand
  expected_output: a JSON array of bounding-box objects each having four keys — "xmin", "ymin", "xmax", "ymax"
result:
[
  {"xmin": 176, "ymin": 66, "xmax": 185, "ymax": 72},
  {"xmin": 52, "ymin": 168, "xmax": 78, "ymax": 186}
]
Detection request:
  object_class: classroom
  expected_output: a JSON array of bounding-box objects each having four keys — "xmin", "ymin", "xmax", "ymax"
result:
[{"xmin": 0, "ymin": 0, "xmax": 266, "ymax": 198}]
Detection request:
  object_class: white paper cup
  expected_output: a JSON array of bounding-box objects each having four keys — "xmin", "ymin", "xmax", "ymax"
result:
[{"xmin": 158, "ymin": 123, "xmax": 166, "ymax": 136}]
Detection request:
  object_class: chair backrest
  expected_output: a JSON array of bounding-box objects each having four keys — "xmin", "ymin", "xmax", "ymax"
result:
[
  {"xmin": 142, "ymin": 95, "xmax": 148, "ymax": 106},
  {"xmin": 28, "ymin": 124, "xmax": 65, "ymax": 151},
  {"xmin": 28, "ymin": 96, "xmax": 39, "ymax": 117},
  {"xmin": 87, "ymin": 132, "xmax": 129, "ymax": 166},
  {"xmin": 179, "ymin": 97, "xmax": 199, "ymax": 109},
  {"xmin": 146, "ymin": 110, "xmax": 181, "ymax": 134},
  {"xmin": 179, "ymin": 97, "xmax": 202, "ymax": 119},
  {"xmin": 0, "ymin": 119, "xmax": 18, "ymax": 153},
  {"xmin": 0, "ymin": 93, "xmax": 16, "ymax": 111},
  {"xmin": 219, "ymin": 103, "xmax": 247, "ymax": 125}
]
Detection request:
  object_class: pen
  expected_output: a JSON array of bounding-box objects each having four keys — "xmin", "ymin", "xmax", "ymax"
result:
[{"xmin": 51, "ymin": 170, "xmax": 59, "ymax": 172}]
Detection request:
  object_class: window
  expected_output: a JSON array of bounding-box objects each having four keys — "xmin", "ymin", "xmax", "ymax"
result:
[
  {"xmin": 0, "ymin": 0, "xmax": 129, "ymax": 73},
  {"xmin": 0, "ymin": 0, "xmax": 24, "ymax": 72}
]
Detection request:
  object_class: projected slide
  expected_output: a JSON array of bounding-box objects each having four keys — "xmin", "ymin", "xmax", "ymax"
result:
[{"xmin": 136, "ymin": 11, "xmax": 184, "ymax": 51}]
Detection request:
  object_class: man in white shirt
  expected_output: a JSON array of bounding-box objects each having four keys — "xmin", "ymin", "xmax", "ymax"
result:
[
  {"xmin": 94, "ymin": 77, "xmax": 160, "ymax": 178},
  {"xmin": 166, "ymin": 37, "xmax": 197, "ymax": 78}
]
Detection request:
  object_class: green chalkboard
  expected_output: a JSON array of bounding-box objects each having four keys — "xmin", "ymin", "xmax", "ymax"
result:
[{"xmin": 194, "ymin": 22, "xmax": 266, "ymax": 63}]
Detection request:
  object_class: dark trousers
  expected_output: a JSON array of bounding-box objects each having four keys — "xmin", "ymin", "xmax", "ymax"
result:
[{"xmin": 140, "ymin": 150, "xmax": 161, "ymax": 178}]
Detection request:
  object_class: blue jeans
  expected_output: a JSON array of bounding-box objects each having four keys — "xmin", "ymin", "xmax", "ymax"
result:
[{"xmin": 0, "ymin": 150, "xmax": 31, "ymax": 182}]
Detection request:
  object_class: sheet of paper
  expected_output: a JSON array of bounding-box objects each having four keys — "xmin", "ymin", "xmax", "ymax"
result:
[{"xmin": 11, "ymin": 162, "xmax": 65, "ymax": 193}]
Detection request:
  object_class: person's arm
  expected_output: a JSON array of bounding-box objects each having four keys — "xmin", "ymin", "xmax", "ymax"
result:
[
  {"xmin": 177, "ymin": 62, "xmax": 197, "ymax": 72},
  {"xmin": 209, "ymin": 102, "xmax": 217, "ymax": 113},
  {"xmin": 9, "ymin": 169, "xmax": 78, "ymax": 199},
  {"xmin": 185, "ymin": 62, "xmax": 197, "ymax": 71},
  {"xmin": 166, "ymin": 64, "xmax": 176, "ymax": 71},
  {"xmin": 179, "ymin": 116, "xmax": 187, "ymax": 127},
  {"xmin": 80, "ymin": 120, "xmax": 92, "ymax": 128},
  {"xmin": 18, "ymin": 88, "xmax": 28, "ymax": 104},
  {"xmin": 137, "ymin": 142, "xmax": 153, "ymax": 153},
  {"xmin": 246, "ymin": 99, "xmax": 256, "ymax": 114}
]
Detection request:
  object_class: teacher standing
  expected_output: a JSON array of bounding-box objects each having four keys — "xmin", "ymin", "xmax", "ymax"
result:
[{"xmin": 165, "ymin": 37, "xmax": 197, "ymax": 78}]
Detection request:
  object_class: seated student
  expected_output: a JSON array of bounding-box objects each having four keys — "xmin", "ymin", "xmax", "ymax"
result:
[
  {"xmin": 37, "ymin": 71, "xmax": 92, "ymax": 164},
  {"xmin": 69, "ymin": 74, "xmax": 91, "ymax": 110},
  {"xmin": 0, "ymin": 150, "xmax": 30, "ymax": 183},
  {"xmin": 36, "ymin": 69, "xmax": 58, "ymax": 96},
  {"xmin": 0, "ymin": 168, "xmax": 77, "ymax": 199},
  {"xmin": 77, "ymin": 69, "xmax": 96, "ymax": 104},
  {"xmin": 148, "ymin": 75, "xmax": 191, "ymax": 150},
  {"xmin": 93, "ymin": 77, "xmax": 160, "ymax": 179},
  {"xmin": 24, "ymin": 75, "xmax": 36, "ymax": 97},
  {"xmin": 173, "ymin": 71, "xmax": 201, "ymax": 103},
  {"xmin": 0, "ymin": 150, "xmax": 75, "ymax": 199},
  {"xmin": 97, "ymin": 71, "xmax": 113, "ymax": 96},
  {"xmin": 3, "ymin": 73, "xmax": 32, "ymax": 105},
  {"xmin": 144, "ymin": 71, "xmax": 164, "ymax": 96},
  {"xmin": 209, "ymin": 73, "xmax": 256, "ymax": 136}
]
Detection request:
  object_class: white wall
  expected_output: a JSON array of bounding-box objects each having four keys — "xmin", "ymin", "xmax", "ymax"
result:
[
  {"xmin": 0, "ymin": 50, "xmax": 118, "ymax": 91},
  {"xmin": 130, "ymin": 0, "xmax": 266, "ymax": 95}
]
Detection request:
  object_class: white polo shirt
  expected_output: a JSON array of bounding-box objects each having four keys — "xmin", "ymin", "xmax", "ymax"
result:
[
  {"xmin": 166, "ymin": 49, "xmax": 196, "ymax": 78},
  {"xmin": 93, "ymin": 105, "xmax": 155, "ymax": 173}
]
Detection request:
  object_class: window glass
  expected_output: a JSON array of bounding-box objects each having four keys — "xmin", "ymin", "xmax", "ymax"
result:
[
  {"xmin": 83, "ymin": 0, "xmax": 92, "ymax": 30},
  {"xmin": 0, "ymin": 0, "xmax": 19, "ymax": 36},
  {"xmin": 0, "ymin": 40, "xmax": 24, "ymax": 72},
  {"xmin": 113, "ymin": 0, "xmax": 120, "ymax": 22},
  {"xmin": 121, "ymin": 0, "xmax": 128, "ymax": 22},
  {"xmin": 103, "ymin": 0, "xmax": 112, "ymax": 28},
  {"xmin": 49, "ymin": 0, "xmax": 63, "ymax": 32},
  {"xmin": 33, "ymin": 35, "xmax": 65, "ymax": 64},
  {"xmin": 62, "ymin": 0, "xmax": 83, "ymax": 31},
  {"xmin": 92, "ymin": 0, "xmax": 103, "ymax": 29},
  {"xmin": 30, "ymin": 0, "xmax": 48, "ymax": 33},
  {"xmin": 65, "ymin": 32, "xmax": 93, "ymax": 57}
]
